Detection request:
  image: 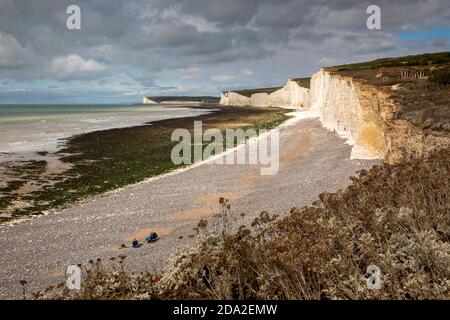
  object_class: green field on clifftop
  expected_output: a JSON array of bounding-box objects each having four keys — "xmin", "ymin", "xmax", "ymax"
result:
[
  {"xmin": 329, "ymin": 51, "xmax": 450, "ymax": 72},
  {"xmin": 234, "ymin": 86, "xmax": 283, "ymax": 97}
]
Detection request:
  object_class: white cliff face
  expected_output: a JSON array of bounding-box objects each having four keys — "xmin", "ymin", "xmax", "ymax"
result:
[
  {"xmin": 220, "ymin": 71, "xmax": 388, "ymax": 160},
  {"xmin": 310, "ymin": 69, "xmax": 387, "ymax": 160},
  {"xmin": 269, "ymin": 80, "xmax": 309, "ymax": 109},
  {"xmin": 220, "ymin": 92, "xmax": 251, "ymax": 106},
  {"xmin": 143, "ymin": 97, "xmax": 157, "ymax": 104},
  {"xmin": 220, "ymin": 68, "xmax": 446, "ymax": 163},
  {"xmin": 221, "ymin": 79, "xmax": 309, "ymax": 109},
  {"xmin": 251, "ymin": 93, "xmax": 269, "ymax": 107},
  {"xmin": 219, "ymin": 92, "xmax": 229, "ymax": 105}
]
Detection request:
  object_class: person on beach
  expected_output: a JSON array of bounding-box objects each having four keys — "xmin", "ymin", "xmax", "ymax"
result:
[
  {"xmin": 132, "ymin": 238, "xmax": 141, "ymax": 248},
  {"xmin": 145, "ymin": 232, "xmax": 158, "ymax": 243}
]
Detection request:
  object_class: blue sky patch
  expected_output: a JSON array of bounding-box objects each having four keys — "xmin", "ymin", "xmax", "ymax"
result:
[{"xmin": 398, "ymin": 27, "xmax": 450, "ymax": 41}]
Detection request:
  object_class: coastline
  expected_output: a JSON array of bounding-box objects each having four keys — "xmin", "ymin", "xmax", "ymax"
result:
[{"xmin": 0, "ymin": 104, "xmax": 291, "ymax": 223}]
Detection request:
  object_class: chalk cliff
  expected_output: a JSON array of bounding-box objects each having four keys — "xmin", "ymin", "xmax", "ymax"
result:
[
  {"xmin": 309, "ymin": 69, "xmax": 449, "ymax": 163},
  {"xmin": 220, "ymin": 52, "xmax": 450, "ymax": 163},
  {"xmin": 309, "ymin": 69, "xmax": 389, "ymax": 160},
  {"xmin": 220, "ymin": 79, "xmax": 309, "ymax": 109},
  {"xmin": 220, "ymin": 92, "xmax": 251, "ymax": 106},
  {"xmin": 143, "ymin": 97, "xmax": 157, "ymax": 104},
  {"xmin": 268, "ymin": 79, "xmax": 309, "ymax": 108}
]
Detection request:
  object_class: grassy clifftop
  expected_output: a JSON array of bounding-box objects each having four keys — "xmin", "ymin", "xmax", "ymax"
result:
[
  {"xmin": 228, "ymin": 78, "xmax": 311, "ymax": 97},
  {"xmin": 145, "ymin": 96, "xmax": 220, "ymax": 103},
  {"xmin": 329, "ymin": 51, "xmax": 450, "ymax": 72},
  {"xmin": 234, "ymin": 87, "xmax": 283, "ymax": 97},
  {"xmin": 291, "ymin": 77, "xmax": 311, "ymax": 89}
]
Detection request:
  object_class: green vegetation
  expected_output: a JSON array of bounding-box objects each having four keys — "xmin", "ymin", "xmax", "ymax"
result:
[
  {"xmin": 330, "ymin": 51, "xmax": 450, "ymax": 72},
  {"xmin": 34, "ymin": 148, "xmax": 450, "ymax": 300},
  {"xmin": 35, "ymin": 151, "xmax": 49, "ymax": 156},
  {"xmin": 0, "ymin": 106, "xmax": 291, "ymax": 223},
  {"xmin": 234, "ymin": 87, "xmax": 283, "ymax": 97},
  {"xmin": 0, "ymin": 160, "xmax": 47, "ymax": 213},
  {"xmin": 430, "ymin": 68, "xmax": 450, "ymax": 85},
  {"xmin": 229, "ymin": 78, "xmax": 311, "ymax": 97},
  {"xmin": 291, "ymin": 77, "xmax": 311, "ymax": 88},
  {"xmin": 0, "ymin": 180, "xmax": 27, "ymax": 209},
  {"xmin": 146, "ymin": 96, "xmax": 220, "ymax": 103}
]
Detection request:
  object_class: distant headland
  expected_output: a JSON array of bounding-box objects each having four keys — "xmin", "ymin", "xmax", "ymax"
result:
[{"xmin": 143, "ymin": 96, "xmax": 220, "ymax": 104}]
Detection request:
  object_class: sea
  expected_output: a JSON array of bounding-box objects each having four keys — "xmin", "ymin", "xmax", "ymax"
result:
[{"xmin": 0, "ymin": 104, "xmax": 211, "ymax": 160}]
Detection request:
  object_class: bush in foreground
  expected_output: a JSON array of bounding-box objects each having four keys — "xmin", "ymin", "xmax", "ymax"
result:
[{"xmin": 430, "ymin": 69, "xmax": 450, "ymax": 85}]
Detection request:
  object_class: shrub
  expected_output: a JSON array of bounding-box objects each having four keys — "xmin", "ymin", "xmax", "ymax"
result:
[{"xmin": 430, "ymin": 69, "xmax": 450, "ymax": 85}]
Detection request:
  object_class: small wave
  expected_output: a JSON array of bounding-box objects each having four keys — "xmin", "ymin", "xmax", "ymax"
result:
[{"xmin": 9, "ymin": 141, "xmax": 28, "ymax": 145}]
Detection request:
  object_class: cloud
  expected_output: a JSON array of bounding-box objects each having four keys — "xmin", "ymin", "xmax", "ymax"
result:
[
  {"xmin": 0, "ymin": 32, "xmax": 30, "ymax": 67},
  {"xmin": 181, "ymin": 67, "xmax": 202, "ymax": 80},
  {"xmin": 180, "ymin": 0, "xmax": 263, "ymax": 26},
  {"xmin": 4, "ymin": 88, "xmax": 32, "ymax": 92},
  {"xmin": 0, "ymin": 0, "xmax": 448, "ymax": 102},
  {"xmin": 212, "ymin": 74, "xmax": 236, "ymax": 82},
  {"xmin": 317, "ymin": 57, "xmax": 335, "ymax": 67},
  {"xmin": 240, "ymin": 68, "xmax": 253, "ymax": 76},
  {"xmin": 122, "ymin": 90, "xmax": 139, "ymax": 96},
  {"xmin": 51, "ymin": 55, "xmax": 106, "ymax": 74}
]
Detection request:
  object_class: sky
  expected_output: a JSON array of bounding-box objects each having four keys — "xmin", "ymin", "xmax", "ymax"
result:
[{"xmin": 0, "ymin": 0, "xmax": 449, "ymax": 104}]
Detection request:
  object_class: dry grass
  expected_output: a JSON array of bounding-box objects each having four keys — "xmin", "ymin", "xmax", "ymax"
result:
[{"xmin": 34, "ymin": 149, "xmax": 449, "ymax": 300}]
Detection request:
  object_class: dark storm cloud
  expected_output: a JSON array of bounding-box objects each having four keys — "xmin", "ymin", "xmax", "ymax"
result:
[
  {"xmin": 179, "ymin": 0, "xmax": 265, "ymax": 26},
  {"xmin": 0, "ymin": 0, "xmax": 449, "ymax": 102}
]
